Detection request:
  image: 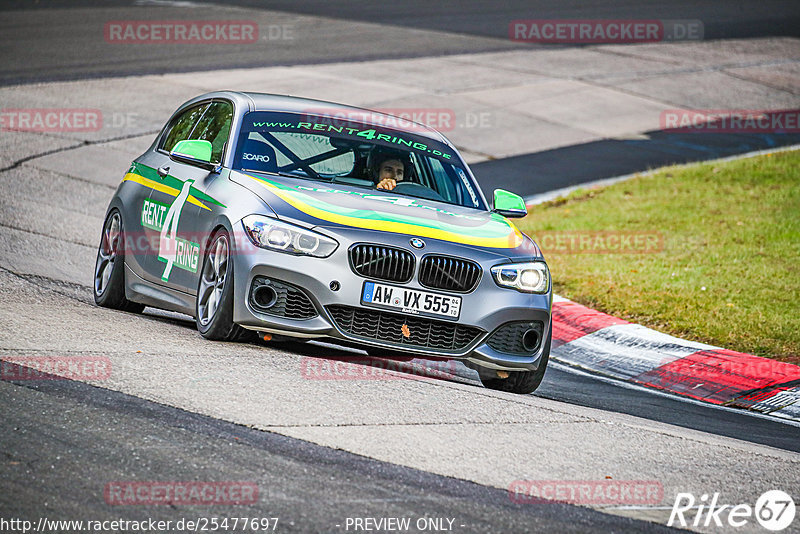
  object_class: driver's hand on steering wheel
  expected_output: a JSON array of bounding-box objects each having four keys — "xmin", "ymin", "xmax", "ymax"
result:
[
  {"xmin": 375, "ymin": 159, "xmax": 404, "ymax": 191},
  {"xmin": 376, "ymin": 178, "xmax": 397, "ymax": 190}
]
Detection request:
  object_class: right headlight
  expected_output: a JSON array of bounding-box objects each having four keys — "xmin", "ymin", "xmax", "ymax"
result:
[
  {"xmin": 491, "ymin": 262, "xmax": 550, "ymax": 293},
  {"xmin": 241, "ymin": 214, "xmax": 338, "ymax": 258}
]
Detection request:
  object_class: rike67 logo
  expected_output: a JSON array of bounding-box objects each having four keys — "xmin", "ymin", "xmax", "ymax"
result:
[{"xmin": 668, "ymin": 490, "xmax": 795, "ymax": 531}]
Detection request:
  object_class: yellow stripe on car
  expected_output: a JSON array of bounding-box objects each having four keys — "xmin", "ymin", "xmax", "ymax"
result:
[{"xmin": 122, "ymin": 173, "xmax": 212, "ymax": 211}]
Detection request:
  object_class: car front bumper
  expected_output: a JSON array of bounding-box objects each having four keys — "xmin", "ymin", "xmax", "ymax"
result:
[{"xmin": 230, "ymin": 224, "xmax": 552, "ymax": 372}]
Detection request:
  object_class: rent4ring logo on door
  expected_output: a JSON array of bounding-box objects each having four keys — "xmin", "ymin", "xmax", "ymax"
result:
[{"xmin": 141, "ymin": 179, "xmax": 200, "ymax": 280}]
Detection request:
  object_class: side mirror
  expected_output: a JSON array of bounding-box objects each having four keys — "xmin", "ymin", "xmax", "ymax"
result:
[
  {"xmin": 492, "ymin": 189, "xmax": 528, "ymax": 218},
  {"xmin": 169, "ymin": 139, "xmax": 215, "ymax": 169}
]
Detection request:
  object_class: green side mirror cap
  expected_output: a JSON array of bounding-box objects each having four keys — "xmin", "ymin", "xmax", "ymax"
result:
[
  {"xmin": 170, "ymin": 139, "xmax": 213, "ymax": 164},
  {"xmin": 493, "ymin": 189, "xmax": 527, "ymax": 218}
]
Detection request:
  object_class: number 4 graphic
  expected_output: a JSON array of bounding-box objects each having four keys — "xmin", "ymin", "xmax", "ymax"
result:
[{"xmin": 159, "ymin": 179, "xmax": 194, "ymax": 281}]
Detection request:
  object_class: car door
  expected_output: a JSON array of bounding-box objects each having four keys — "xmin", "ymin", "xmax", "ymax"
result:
[{"xmin": 144, "ymin": 100, "xmax": 234, "ymax": 295}]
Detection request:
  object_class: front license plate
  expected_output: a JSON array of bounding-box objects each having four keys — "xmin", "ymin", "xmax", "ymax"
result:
[{"xmin": 361, "ymin": 281, "xmax": 461, "ymax": 320}]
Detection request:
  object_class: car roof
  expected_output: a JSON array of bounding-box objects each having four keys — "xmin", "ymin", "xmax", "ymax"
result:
[{"xmin": 185, "ymin": 90, "xmax": 448, "ymax": 144}]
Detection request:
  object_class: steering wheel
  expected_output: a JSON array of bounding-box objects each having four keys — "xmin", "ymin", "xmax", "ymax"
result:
[{"xmin": 392, "ymin": 182, "xmax": 446, "ymax": 202}]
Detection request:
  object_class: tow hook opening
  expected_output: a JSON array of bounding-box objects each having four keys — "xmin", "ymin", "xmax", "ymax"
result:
[
  {"xmin": 251, "ymin": 283, "xmax": 278, "ymax": 310},
  {"xmin": 521, "ymin": 329, "xmax": 540, "ymax": 353}
]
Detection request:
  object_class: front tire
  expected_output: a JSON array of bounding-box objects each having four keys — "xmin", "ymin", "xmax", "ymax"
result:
[
  {"xmin": 480, "ymin": 328, "xmax": 551, "ymax": 394},
  {"xmin": 195, "ymin": 229, "xmax": 250, "ymax": 341},
  {"xmin": 93, "ymin": 209, "xmax": 144, "ymax": 313}
]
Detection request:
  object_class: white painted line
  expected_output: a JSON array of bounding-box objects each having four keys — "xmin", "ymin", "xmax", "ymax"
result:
[
  {"xmin": 549, "ymin": 360, "xmax": 800, "ymax": 428},
  {"xmin": 525, "ymin": 143, "xmax": 800, "ymax": 206},
  {"xmin": 134, "ymin": 0, "xmax": 202, "ymax": 7}
]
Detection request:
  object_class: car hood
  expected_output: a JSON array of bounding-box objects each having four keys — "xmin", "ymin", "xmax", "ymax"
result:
[{"xmin": 230, "ymin": 170, "xmax": 532, "ymax": 251}]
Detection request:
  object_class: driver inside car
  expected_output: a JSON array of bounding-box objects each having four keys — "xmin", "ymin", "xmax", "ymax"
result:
[{"xmin": 372, "ymin": 153, "xmax": 407, "ymax": 191}]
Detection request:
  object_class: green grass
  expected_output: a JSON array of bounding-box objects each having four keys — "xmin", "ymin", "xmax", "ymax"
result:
[{"xmin": 517, "ymin": 150, "xmax": 800, "ymax": 363}]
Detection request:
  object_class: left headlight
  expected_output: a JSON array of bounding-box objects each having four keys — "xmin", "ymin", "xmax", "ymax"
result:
[
  {"xmin": 491, "ymin": 262, "xmax": 550, "ymax": 293},
  {"xmin": 242, "ymin": 214, "xmax": 338, "ymax": 258}
]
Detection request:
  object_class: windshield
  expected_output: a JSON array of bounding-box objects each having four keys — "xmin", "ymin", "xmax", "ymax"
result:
[{"xmin": 233, "ymin": 111, "xmax": 486, "ymax": 210}]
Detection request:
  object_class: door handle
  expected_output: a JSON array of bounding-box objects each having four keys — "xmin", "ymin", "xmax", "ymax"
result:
[{"xmin": 157, "ymin": 165, "xmax": 170, "ymax": 178}]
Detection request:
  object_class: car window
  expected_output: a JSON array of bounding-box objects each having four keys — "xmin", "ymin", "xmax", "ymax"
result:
[
  {"xmin": 160, "ymin": 101, "xmax": 233, "ymax": 164},
  {"xmin": 189, "ymin": 101, "xmax": 233, "ymax": 164},
  {"xmin": 161, "ymin": 103, "xmax": 209, "ymax": 155},
  {"xmin": 242, "ymin": 132, "xmax": 355, "ymax": 177},
  {"xmin": 428, "ymin": 157, "xmax": 460, "ymax": 205},
  {"xmin": 233, "ymin": 111, "xmax": 487, "ymax": 210}
]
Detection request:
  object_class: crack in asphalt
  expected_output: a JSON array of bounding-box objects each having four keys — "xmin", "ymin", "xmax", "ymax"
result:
[
  {"xmin": 0, "ymin": 265, "xmax": 93, "ymax": 305},
  {"xmin": 587, "ymin": 52, "xmax": 800, "ymax": 83},
  {"xmin": 24, "ymin": 166, "xmax": 120, "ymax": 190},
  {"xmin": 0, "ymin": 221, "xmax": 94, "ymax": 249},
  {"xmin": 0, "ymin": 265, "xmax": 207, "ymax": 332},
  {"xmin": 0, "ymin": 130, "xmax": 159, "ymax": 174},
  {"xmin": 449, "ymin": 53, "xmax": 800, "ymax": 114}
]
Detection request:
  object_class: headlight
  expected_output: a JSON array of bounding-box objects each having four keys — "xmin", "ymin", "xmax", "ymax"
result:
[
  {"xmin": 242, "ymin": 215, "xmax": 338, "ymax": 257},
  {"xmin": 491, "ymin": 262, "xmax": 549, "ymax": 293}
]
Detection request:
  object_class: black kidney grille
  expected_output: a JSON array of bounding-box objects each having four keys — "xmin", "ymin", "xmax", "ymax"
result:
[
  {"xmin": 350, "ymin": 244, "xmax": 414, "ymax": 283},
  {"xmin": 419, "ymin": 255, "xmax": 481, "ymax": 293},
  {"xmin": 327, "ymin": 305, "xmax": 483, "ymax": 352}
]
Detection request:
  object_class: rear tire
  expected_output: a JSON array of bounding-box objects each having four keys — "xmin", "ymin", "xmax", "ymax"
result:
[
  {"xmin": 195, "ymin": 229, "xmax": 252, "ymax": 342},
  {"xmin": 480, "ymin": 328, "xmax": 551, "ymax": 394},
  {"xmin": 93, "ymin": 209, "xmax": 145, "ymax": 313}
]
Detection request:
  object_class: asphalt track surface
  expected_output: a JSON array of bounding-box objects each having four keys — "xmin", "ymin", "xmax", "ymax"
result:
[
  {"xmin": 1, "ymin": 1, "xmax": 800, "ymax": 533},
  {"xmin": 2, "ymin": 0, "xmax": 800, "ymax": 86},
  {"xmin": 1, "ymin": 371, "xmax": 676, "ymax": 533}
]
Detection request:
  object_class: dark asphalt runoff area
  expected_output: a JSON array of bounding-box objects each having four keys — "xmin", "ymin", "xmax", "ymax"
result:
[{"xmin": 471, "ymin": 131, "xmax": 800, "ymax": 197}]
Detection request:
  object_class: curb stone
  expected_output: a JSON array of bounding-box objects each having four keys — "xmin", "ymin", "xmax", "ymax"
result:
[{"xmin": 550, "ymin": 295, "xmax": 800, "ymax": 422}]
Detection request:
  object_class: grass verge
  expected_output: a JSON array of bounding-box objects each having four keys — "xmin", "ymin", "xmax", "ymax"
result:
[{"xmin": 517, "ymin": 150, "xmax": 799, "ymax": 362}]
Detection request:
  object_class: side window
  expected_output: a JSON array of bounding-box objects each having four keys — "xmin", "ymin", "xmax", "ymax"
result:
[
  {"xmin": 160, "ymin": 104, "xmax": 209, "ymax": 155},
  {"xmin": 428, "ymin": 157, "xmax": 458, "ymax": 204},
  {"xmin": 189, "ymin": 101, "xmax": 233, "ymax": 164},
  {"xmin": 159, "ymin": 101, "xmax": 233, "ymax": 164}
]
